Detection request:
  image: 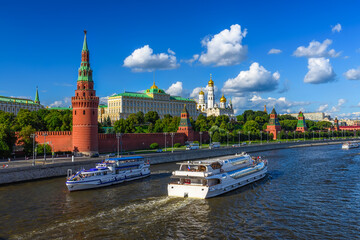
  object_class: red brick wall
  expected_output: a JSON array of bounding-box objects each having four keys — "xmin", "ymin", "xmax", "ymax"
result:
[
  {"xmin": 98, "ymin": 133, "xmax": 187, "ymax": 153},
  {"xmin": 35, "ymin": 131, "xmax": 73, "ymax": 152}
]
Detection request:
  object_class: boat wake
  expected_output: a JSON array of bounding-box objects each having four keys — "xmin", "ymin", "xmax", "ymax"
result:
[{"xmin": 12, "ymin": 196, "xmax": 195, "ymax": 239}]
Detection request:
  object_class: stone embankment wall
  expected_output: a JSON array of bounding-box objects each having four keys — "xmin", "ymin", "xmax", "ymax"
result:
[{"xmin": 0, "ymin": 140, "xmax": 344, "ymax": 185}]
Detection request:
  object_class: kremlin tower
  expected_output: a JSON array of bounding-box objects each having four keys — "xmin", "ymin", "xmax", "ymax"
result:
[
  {"xmin": 296, "ymin": 111, "xmax": 308, "ymax": 132},
  {"xmin": 71, "ymin": 31, "xmax": 99, "ymax": 156},
  {"xmin": 177, "ymin": 104, "xmax": 195, "ymax": 140},
  {"xmin": 266, "ymin": 107, "xmax": 281, "ymax": 140}
]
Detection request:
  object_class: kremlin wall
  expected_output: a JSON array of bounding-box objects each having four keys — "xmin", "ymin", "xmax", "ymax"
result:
[{"xmin": 29, "ymin": 31, "xmax": 209, "ymax": 155}]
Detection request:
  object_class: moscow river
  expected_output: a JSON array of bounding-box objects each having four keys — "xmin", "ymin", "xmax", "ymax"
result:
[{"xmin": 1, "ymin": 144, "xmax": 360, "ymax": 239}]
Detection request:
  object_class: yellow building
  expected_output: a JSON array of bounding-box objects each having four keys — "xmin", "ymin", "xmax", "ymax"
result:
[
  {"xmin": 0, "ymin": 87, "xmax": 44, "ymax": 115},
  {"xmin": 99, "ymin": 82, "xmax": 198, "ymax": 122}
]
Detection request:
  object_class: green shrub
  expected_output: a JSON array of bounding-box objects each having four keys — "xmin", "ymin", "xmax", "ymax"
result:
[
  {"xmin": 193, "ymin": 141, "xmax": 199, "ymax": 144},
  {"xmin": 150, "ymin": 143, "xmax": 159, "ymax": 149},
  {"xmin": 174, "ymin": 143, "xmax": 181, "ymax": 148}
]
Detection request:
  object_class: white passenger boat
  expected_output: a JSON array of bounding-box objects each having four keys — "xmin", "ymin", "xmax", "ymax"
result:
[
  {"xmin": 342, "ymin": 141, "xmax": 359, "ymax": 149},
  {"xmin": 66, "ymin": 156, "xmax": 150, "ymax": 191},
  {"xmin": 168, "ymin": 153, "xmax": 267, "ymax": 199}
]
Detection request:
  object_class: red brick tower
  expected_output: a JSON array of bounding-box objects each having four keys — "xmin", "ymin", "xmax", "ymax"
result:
[
  {"xmin": 266, "ymin": 107, "xmax": 282, "ymax": 140},
  {"xmin": 334, "ymin": 118, "xmax": 340, "ymax": 131},
  {"xmin": 296, "ymin": 111, "xmax": 308, "ymax": 132},
  {"xmin": 71, "ymin": 30, "xmax": 99, "ymax": 156},
  {"xmin": 177, "ymin": 104, "xmax": 195, "ymax": 141}
]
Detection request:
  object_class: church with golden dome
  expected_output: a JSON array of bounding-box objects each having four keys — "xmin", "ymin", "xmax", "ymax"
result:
[
  {"xmin": 196, "ymin": 75, "xmax": 235, "ymax": 119},
  {"xmin": 99, "ymin": 81, "xmax": 198, "ymax": 122}
]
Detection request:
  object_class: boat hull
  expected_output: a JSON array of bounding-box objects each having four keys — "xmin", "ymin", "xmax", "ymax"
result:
[
  {"xmin": 168, "ymin": 167, "xmax": 267, "ymax": 199},
  {"xmin": 66, "ymin": 172, "xmax": 150, "ymax": 192}
]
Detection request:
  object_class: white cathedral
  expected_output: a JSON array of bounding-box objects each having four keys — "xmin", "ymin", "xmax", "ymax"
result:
[{"xmin": 196, "ymin": 75, "xmax": 235, "ymax": 119}]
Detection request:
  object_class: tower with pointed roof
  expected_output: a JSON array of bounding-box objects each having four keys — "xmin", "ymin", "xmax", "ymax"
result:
[
  {"xmin": 296, "ymin": 111, "xmax": 308, "ymax": 132},
  {"xmin": 207, "ymin": 74, "xmax": 215, "ymax": 109},
  {"xmin": 266, "ymin": 107, "xmax": 282, "ymax": 140},
  {"xmin": 333, "ymin": 117, "xmax": 340, "ymax": 131},
  {"xmin": 71, "ymin": 30, "xmax": 99, "ymax": 156},
  {"xmin": 34, "ymin": 86, "xmax": 40, "ymax": 104},
  {"xmin": 177, "ymin": 104, "xmax": 195, "ymax": 140},
  {"xmin": 264, "ymin": 105, "xmax": 267, "ymax": 113}
]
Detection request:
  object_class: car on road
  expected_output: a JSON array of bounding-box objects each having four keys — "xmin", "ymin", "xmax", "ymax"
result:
[
  {"xmin": 232, "ymin": 144, "xmax": 240, "ymax": 147},
  {"xmin": 156, "ymin": 149, "xmax": 163, "ymax": 153},
  {"xmin": 107, "ymin": 153, "xmax": 116, "ymax": 157}
]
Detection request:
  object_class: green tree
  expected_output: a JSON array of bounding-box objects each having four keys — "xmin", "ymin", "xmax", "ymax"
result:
[
  {"xmin": 136, "ymin": 111, "xmax": 145, "ymax": 124},
  {"xmin": 36, "ymin": 144, "xmax": 52, "ymax": 155},
  {"xmin": 212, "ymin": 131, "xmax": 221, "ymax": 142},
  {"xmin": 243, "ymin": 120, "xmax": 260, "ymax": 132},
  {"xmin": 18, "ymin": 125, "xmax": 36, "ymax": 156},
  {"xmin": 0, "ymin": 123, "xmax": 16, "ymax": 157},
  {"xmin": 113, "ymin": 119, "xmax": 127, "ymax": 133},
  {"xmin": 145, "ymin": 111, "xmax": 159, "ymax": 124}
]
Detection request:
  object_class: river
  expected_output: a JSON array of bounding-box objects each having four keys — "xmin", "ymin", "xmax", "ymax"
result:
[{"xmin": 1, "ymin": 144, "xmax": 359, "ymax": 239}]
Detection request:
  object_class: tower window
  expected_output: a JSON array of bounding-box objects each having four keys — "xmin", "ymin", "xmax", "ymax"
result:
[
  {"xmin": 83, "ymin": 110, "xmax": 85, "ymax": 115},
  {"xmin": 75, "ymin": 110, "xmax": 76, "ymax": 115},
  {"xmin": 93, "ymin": 110, "xmax": 95, "ymax": 115},
  {"xmin": 83, "ymin": 93, "xmax": 85, "ymax": 97}
]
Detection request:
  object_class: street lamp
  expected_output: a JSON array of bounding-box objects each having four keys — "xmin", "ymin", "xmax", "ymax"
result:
[
  {"xmin": 209, "ymin": 131, "xmax": 212, "ymax": 147},
  {"xmin": 248, "ymin": 131, "xmax": 251, "ymax": 144},
  {"xmin": 199, "ymin": 131, "xmax": 203, "ymax": 149},
  {"xmin": 238, "ymin": 131, "xmax": 241, "ymax": 145},
  {"xmin": 116, "ymin": 133, "xmax": 122, "ymax": 157},
  {"xmin": 312, "ymin": 131, "xmax": 314, "ymax": 141},
  {"xmin": 303, "ymin": 131, "xmax": 305, "ymax": 141},
  {"xmin": 30, "ymin": 133, "xmax": 36, "ymax": 166},
  {"xmin": 226, "ymin": 132, "xmax": 229, "ymax": 147},
  {"xmin": 294, "ymin": 130, "xmax": 296, "ymax": 142},
  {"xmin": 170, "ymin": 132, "xmax": 175, "ymax": 153},
  {"xmin": 43, "ymin": 133, "xmax": 47, "ymax": 164},
  {"xmin": 267, "ymin": 131, "xmax": 269, "ymax": 143},
  {"xmin": 260, "ymin": 131, "xmax": 262, "ymax": 145},
  {"xmin": 286, "ymin": 131, "xmax": 288, "ymax": 142},
  {"xmin": 278, "ymin": 131, "xmax": 280, "ymax": 142},
  {"xmin": 164, "ymin": 132, "xmax": 167, "ymax": 152}
]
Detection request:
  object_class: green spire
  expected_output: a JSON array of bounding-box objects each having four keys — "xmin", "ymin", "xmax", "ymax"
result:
[
  {"xmin": 35, "ymin": 86, "xmax": 40, "ymax": 104},
  {"xmin": 82, "ymin": 30, "xmax": 88, "ymax": 51}
]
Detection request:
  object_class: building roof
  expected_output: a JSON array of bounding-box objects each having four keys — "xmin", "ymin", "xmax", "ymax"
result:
[
  {"xmin": 109, "ymin": 91, "xmax": 195, "ymax": 102},
  {"xmin": 35, "ymin": 87, "xmax": 40, "ymax": 103},
  {"xmin": 49, "ymin": 107, "xmax": 72, "ymax": 110},
  {"xmin": 0, "ymin": 96, "xmax": 39, "ymax": 105},
  {"xmin": 208, "ymin": 74, "xmax": 214, "ymax": 87},
  {"xmin": 220, "ymin": 94, "xmax": 226, "ymax": 103},
  {"xmin": 271, "ymin": 108, "xmax": 277, "ymax": 115},
  {"xmin": 83, "ymin": 30, "xmax": 88, "ymax": 51},
  {"xmin": 99, "ymin": 105, "xmax": 108, "ymax": 108}
]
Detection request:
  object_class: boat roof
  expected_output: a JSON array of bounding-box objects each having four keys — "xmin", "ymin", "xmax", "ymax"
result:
[{"xmin": 177, "ymin": 153, "xmax": 249, "ymax": 166}]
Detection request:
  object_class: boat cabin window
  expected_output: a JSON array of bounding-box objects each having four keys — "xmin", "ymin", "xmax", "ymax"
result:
[
  {"xmin": 208, "ymin": 179, "xmax": 221, "ymax": 186},
  {"xmin": 180, "ymin": 164, "xmax": 207, "ymax": 172},
  {"xmin": 210, "ymin": 162, "xmax": 221, "ymax": 169}
]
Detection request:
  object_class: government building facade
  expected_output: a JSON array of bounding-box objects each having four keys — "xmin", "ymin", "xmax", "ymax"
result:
[
  {"xmin": 0, "ymin": 87, "xmax": 44, "ymax": 115},
  {"xmin": 99, "ymin": 82, "xmax": 198, "ymax": 122}
]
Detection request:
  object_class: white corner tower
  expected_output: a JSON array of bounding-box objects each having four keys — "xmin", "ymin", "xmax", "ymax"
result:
[
  {"xmin": 207, "ymin": 74, "xmax": 215, "ymax": 109},
  {"xmin": 198, "ymin": 88, "xmax": 206, "ymax": 111}
]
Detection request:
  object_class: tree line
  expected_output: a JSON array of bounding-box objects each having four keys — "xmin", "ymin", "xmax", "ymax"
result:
[{"xmin": 0, "ymin": 108, "xmax": 350, "ymax": 157}]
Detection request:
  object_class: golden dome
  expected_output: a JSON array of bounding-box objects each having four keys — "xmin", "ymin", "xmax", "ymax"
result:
[
  {"xmin": 220, "ymin": 94, "xmax": 226, "ymax": 103},
  {"xmin": 199, "ymin": 90, "xmax": 204, "ymax": 95},
  {"xmin": 208, "ymin": 74, "xmax": 214, "ymax": 87},
  {"xmin": 150, "ymin": 81, "xmax": 158, "ymax": 89}
]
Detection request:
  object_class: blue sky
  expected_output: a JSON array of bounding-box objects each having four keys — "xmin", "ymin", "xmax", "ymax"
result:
[{"xmin": 1, "ymin": 0, "xmax": 360, "ymax": 118}]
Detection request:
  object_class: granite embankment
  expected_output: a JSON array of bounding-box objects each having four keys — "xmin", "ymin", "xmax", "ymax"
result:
[{"xmin": 0, "ymin": 140, "xmax": 348, "ymax": 185}]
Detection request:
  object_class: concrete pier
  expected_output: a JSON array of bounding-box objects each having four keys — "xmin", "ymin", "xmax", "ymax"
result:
[{"xmin": 0, "ymin": 140, "xmax": 347, "ymax": 185}]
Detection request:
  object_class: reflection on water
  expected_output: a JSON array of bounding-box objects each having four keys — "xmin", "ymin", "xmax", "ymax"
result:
[{"xmin": 1, "ymin": 144, "xmax": 360, "ymax": 239}]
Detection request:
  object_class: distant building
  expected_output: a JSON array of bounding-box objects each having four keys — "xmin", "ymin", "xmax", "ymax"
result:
[
  {"xmin": 196, "ymin": 75, "xmax": 235, "ymax": 119},
  {"xmin": 0, "ymin": 87, "xmax": 44, "ymax": 115},
  {"xmin": 100, "ymin": 82, "xmax": 198, "ymax": 122},
  {"xmin": 296, "ymin": 111, "xmax": 308, "ymax": 132},
  {"xmin": 288, "ymin": 112, "xmax": 327, "ymax": 121}
]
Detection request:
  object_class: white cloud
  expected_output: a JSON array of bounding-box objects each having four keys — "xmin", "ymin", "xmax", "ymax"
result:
[
  {"xmin": 317, "ymin": 104, "xmax": 329, "ymax": 112},
  {"xmin": 199, "ymin": 24, "xmax": 248, "ymax": 66},
  {"xmin": 123, "ymin": 45, "xmax": 179, "ymax": 72},
  {"xmin": 344, "ymin": 67, "xmax": 360, "ymax": 80},
  {"xmin": 268, "ymin": 48, "xmax": 282, "ymax": 54},
  {"xmin": 293, "ymin": 39, "xmax": 340, "ymax": 58},
  {"xmin": 330, "ymin": 98, "xmax": 346, "ymax": 112},
  {"xmin": 222, "ymin": 62, "xmax": 280, "ymax": 95},
  {"xmin": 49, "ymin": 97, "xmax": 72, "ymax": 108},
  {"xmin": 54, "ymin": 82, "xmax": 73, "ymax": 87},
  {"xmin": 304, "ymin": 58, "xmax": 336, "ymax": 84},
  {"xmin": 166, "ymin": 81, "xmax": 183, "ymax": 96},
  {"xmin": 182, "ymin": 54, "xmax": 199, "ymax": 65},
  {"xmin": 331, "ymin": 23, "xmax": 342, "ymax": 33}
]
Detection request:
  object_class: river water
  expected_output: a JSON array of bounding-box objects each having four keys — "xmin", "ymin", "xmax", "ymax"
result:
[{"xmin": 1, "ymin": 144, "xmax": 360, "ymax": 239}]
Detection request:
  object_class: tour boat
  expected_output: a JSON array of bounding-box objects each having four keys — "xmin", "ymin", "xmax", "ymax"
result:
[
  {"xmin": 168, "ymin": 153, "xmax": 267, "ymax": 199},
  {"xmin": 66, "ymin": 156, "xmax": 150, "ymax": 191},
  {"xmin": 342, "ymin": 141, "xmax": 359, "ymax": 149}
]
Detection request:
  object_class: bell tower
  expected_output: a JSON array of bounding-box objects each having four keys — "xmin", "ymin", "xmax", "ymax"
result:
[{"xmin": 71, "ymin": 30, "xmax": 99, "ymax": 156}]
